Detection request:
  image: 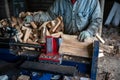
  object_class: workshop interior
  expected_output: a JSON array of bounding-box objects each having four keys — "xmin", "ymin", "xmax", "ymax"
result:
[{"xmin": 0, "ymin": 0, "xmax": 120, "ymax": 80}]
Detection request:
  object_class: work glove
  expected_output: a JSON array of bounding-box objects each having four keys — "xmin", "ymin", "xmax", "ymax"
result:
[
  {"xmin": 77, "ymin": 30, "xmax": 91, "ymax": 42},
  {"xmin": 24, "ymin": 15, "xmax": 33, "ymax": 24}
]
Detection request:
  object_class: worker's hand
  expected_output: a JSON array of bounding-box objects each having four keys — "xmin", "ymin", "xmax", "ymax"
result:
[
  {"xmin": 24, "ymin": 15, "xmax": 33, "ymax": 24},
  {"xmin": 77, "ymin": 31, "xmax": 91, "ymax": 42}
]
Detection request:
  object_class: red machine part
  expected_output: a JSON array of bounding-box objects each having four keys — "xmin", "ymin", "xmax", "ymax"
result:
[
  {"xmin": 46, "ymin": 36, "xmax": 59, "ymax": 55},
  {"xmin": 39, "ymin": 36, "xmax": 61, "ymax": 63}
]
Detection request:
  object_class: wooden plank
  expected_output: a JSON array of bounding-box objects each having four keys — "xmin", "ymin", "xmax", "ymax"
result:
[{"xmin": 59, "ymin": 34, "xmax": 93, "ymax": 58}]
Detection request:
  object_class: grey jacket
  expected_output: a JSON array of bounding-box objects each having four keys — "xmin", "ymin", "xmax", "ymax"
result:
[{"xmin": 33, "ymin": 0, "xmax": 102, "ymax": 36}]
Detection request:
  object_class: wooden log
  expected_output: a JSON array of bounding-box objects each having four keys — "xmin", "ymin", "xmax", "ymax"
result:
[
  {"xmin": 100, "ymin": 43, "xmax": 114, "ymax": 53},
  {"xmin": 17, "ymin": 18, "xmax": 23, "ymax": 28},
  {"xmin": 30, "ymin": 22, "xmax": 37, "ymax": 29},
  {"xmin": 22, "ymin": 26, "xmax": 29, "ymax": 30},
  {"xmin": 49, "ymin": 16, "xmax": 62, "ymax": 33},
  {"xmin": 55, "ymin": 21, "xmax": 64, "ymax": 33},
  {"xmin": 27, "ymin": 39, "xmax": 38, "ymax": 44},
  {"xmin": 11, "ymin": 16, "xmax": 17, "ymax": 27},
  {"xmin": 52, "ymin": 16, "xmax": 62, "ymax": 32},
  {"xmin": 11, "ymin": 16, "xmax": 17, "ymax": 23},
  {"xmin": 19, "ymin": 12, "xmax": 26, "ymax": 18},
  {"xmin": 51, "ymin": 20, "xmax": 56, "ymax": 27},
  {"xmin": 39, "ymin": 21, "xmax": 49, "ymax": 30},
  {"xmin": 17, "ymin": 31, "xmax": 23, "ymax": 42},
  {"xmin": 46, "ymin": 22, "xmax": 52, "ymax": 29},
  {"xmin": 96, "ymin": 33, "xmax": 105, "ymax": 44},
  {"xmin": 39, "ymin": 26, "xmax": 46, "ymax": 43},
  {"xmin": 38, "ymin": 21, "xmax": 50, "ymax": 43},
  {"xmin": 17, "ymin": 75, "xmax": 30, "ymax": 80},
  {"xmin": 29, "ymin": 33, "xmax": 34, "ymax": 40},
  {"xmin": 59, "ymin": 34, "xmax": 93, "ymax": 58},
  {"xmin": 46, "ymin": 28, "xmax": 51, "ymax": 36},
  {"xmin": 22, "ymin": 47, "xmax": 35, "ymax": 51},
  {"xmin": 14, "ymin": 25, "xmax": 21, "ymax": 31},
  {"xmin": 0, "ymin": 23, "xmax": 3, "ymax": 28},
  {"xmin": 1, "ymin": 19, "xmax": 8, "ymax": 26},
  {"xmin": 23, "ymin": 28, "xmax": 31, "ymax": 43},
  {"xmin": 51, "ymin": 32, "xmax": 63, "ymax": 38}
]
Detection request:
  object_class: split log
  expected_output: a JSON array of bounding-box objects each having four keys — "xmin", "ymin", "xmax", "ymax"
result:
[
  {"xmin": 17, "ymin": 31, "xmax": 23, "ymax": 42},
  {"xmin": 23, "ymin": 28, "xmax": 31, "ymax": 43},
  {"xmin": 46, "ymin": 21, "xmax": 55, "ymax": 29},
  {"xmin": 52, "ymin": 16, "xmax": 62, "ymax": 32},
  {"xmin": 96, "ymin": 33, "xmax": 105, "ymax": 44},
  {"xmin": 17, "ymin": 18, "xmax": 23, "ymax": 28},
  {"xmin": 39, "ymin": 26, "xmax": 46, "ymax": 43},
  {"xmin": 17, "ymin": 75, "xmax": 30, "ymax": 80},
  {"xmin": 11, "ymin": 16, "xmax": 17, "ymax": 27},
  {"xmin": 49, "ymin": 16, "xmax": 63, "ymax": 33},
  {"xmin": 51, "ymin": 32, "xmax": 63, "ymax": 38},
  {"xmin": 30, "ymin": 22, "xmax": 37, "ymax": 29},
  {"xmin": 1, "ymin": 19, "xmax": 8, "ymax": 26},
  {"xmin": 59, "ymin": 34, "xmax": 93, "ymax": 58},
  {"xmin": 100, "ymin": 43, "xmax": 114, "ymax": 53},
  {"xmin": 38, "ymin": 21, "xmax": 50, "ymax": 43},
  {"xmin": 19, "ymin": 12, "xmax": 26, "ymax": 18},
  {"xmin": 27, "ymin": 39, "xmax": 38, "ymax": 44},
  {"xmin": 55, "ymin": 21, "xmax": 64, "ymax": 33}
]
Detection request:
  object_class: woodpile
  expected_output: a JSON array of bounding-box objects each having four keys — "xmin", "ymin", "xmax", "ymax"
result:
[
  {"xmin": 0, "ymin": 11, "xmax": 64, "ymax": 52},
  {"xmin": 0, "ymin": 11, "xmax": 64, "ymax": 44}
]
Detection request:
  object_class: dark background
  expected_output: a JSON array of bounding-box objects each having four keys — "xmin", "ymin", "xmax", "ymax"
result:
[{"xmin": 0, "ymin": 0, "xmax": 120, "ymax": 24}]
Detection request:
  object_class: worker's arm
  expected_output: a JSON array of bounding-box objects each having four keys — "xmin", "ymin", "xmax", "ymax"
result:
[
  {"xmin": 78, "ymin": 0, "xmax": 102, "ymax": 41},
  {"xmin": 87, "ymin": 0, "xmax": 102, "ymax": 36}
]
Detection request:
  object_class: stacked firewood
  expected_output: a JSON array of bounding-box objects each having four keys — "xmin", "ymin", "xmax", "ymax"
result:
[{"xmin": 0, "ymin": 11, "xmax": 64, "ymax": 45}]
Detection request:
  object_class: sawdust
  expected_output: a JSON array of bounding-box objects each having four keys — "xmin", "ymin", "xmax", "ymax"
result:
[{"xmin": 97, "ymin": 26, "xmax": 120, "ymax": 80}]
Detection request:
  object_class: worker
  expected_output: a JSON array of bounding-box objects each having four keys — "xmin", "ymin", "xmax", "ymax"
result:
[{"xmin": 25, "ymin": 0, "xmax": 102, "ymax": 41}]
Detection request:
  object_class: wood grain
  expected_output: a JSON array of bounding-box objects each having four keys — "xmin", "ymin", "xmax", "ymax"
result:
[{"xmin": 59, "ymin": 34, "xmax": 93, "ymax": 58}]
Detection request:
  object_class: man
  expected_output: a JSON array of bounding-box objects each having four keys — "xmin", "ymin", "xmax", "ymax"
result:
[{"xmin": 25, "ymin": 0, "xmax": 102, "ymax": 41}]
